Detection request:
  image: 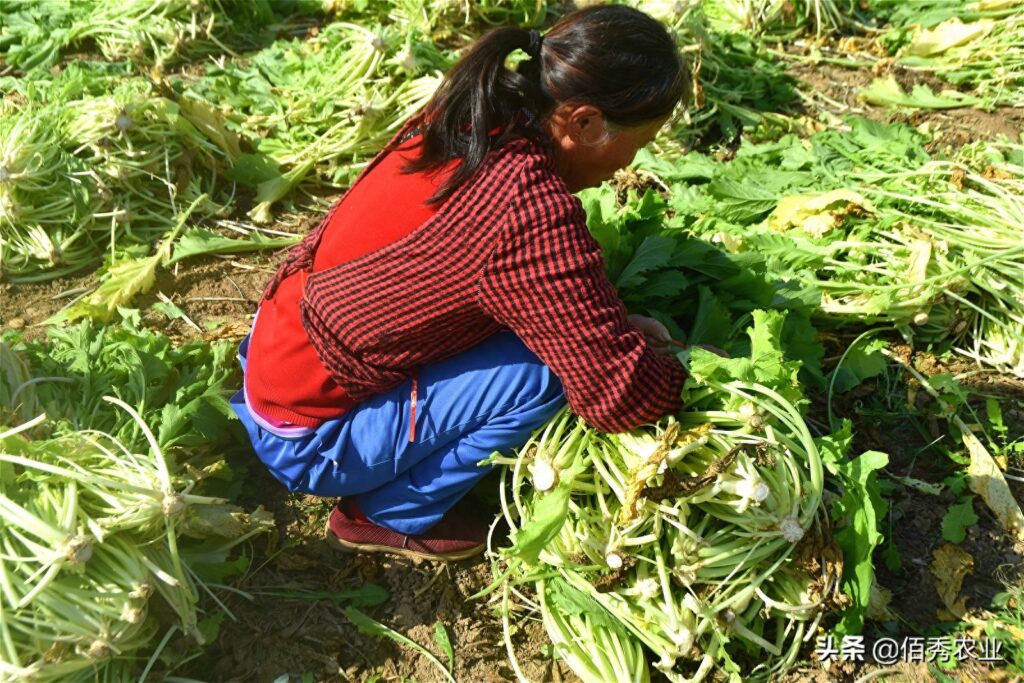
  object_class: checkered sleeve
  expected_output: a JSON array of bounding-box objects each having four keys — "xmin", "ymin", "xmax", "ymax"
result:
[{"xmin": 477, "ymin": 163, "xmax": 686, "ymax": 433}]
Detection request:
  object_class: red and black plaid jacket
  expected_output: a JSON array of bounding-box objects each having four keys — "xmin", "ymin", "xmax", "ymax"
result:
[{"xmin": 263, "ymin": 122, "xmax": 686, "ymax": 433}]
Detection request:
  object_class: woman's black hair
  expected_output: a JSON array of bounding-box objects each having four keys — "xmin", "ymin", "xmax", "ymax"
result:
[{"xmin": 405, "ymin": 4, "xmax": 689, "ymax": 205}]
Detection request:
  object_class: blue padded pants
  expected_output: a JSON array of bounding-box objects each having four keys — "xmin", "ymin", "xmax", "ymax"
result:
[{"xmin": 230, "ymin": 330, "xmax": 566, "ymax": 535}]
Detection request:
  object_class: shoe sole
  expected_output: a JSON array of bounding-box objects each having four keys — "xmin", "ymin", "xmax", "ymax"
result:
[{"xmin": 323, "ymin": 520, "xmax": 484, "ymax": 562}]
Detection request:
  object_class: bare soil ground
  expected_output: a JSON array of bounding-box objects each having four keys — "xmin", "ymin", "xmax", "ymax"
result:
[
  {"xmin": 783, "ymin": 43, "xmax": 1024, "ymax": 146},
  {"xmin": 174, "ymin": 467, "xmax": 570, "ymax": 683}
]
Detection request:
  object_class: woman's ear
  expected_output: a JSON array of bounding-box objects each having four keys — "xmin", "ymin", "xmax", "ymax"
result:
[{"xmin": 557, "ymin": 104, "xmax": 607, "ymax": 145}]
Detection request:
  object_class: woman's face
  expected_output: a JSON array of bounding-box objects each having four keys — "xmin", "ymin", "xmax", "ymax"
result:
[{"xmin": 548, "ymin": 106, "xmax": 669, "ymax": 193}]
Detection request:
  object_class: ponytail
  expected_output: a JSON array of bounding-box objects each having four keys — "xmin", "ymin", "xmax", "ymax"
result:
[
  {"xmin": 403, "ymin": 27, "xmax": 549, "ymax": 205},
  {"xmin": 407, "ymin": 5, "xmax": 688, "ymax": 205}
]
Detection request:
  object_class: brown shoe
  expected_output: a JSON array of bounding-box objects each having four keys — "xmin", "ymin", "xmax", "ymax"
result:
[{"xmin": 325, "ymin": 501, "xmax": 486, "ymax": 562}]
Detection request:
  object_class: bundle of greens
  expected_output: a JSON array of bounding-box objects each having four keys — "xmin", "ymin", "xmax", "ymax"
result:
[
  {"xmin": 699, "ymin": 0, "xmax": 869, "ymax": 38},
  {"xmin": 0, "ymin": 406, "xmax": 271, "ymax": 682},
  {"xmin": 0, "ymin": 61, "xmax": 136, "ymax": 104},
  {"xmin": 630, "ymin": 1, "xmax": 802, "ymax": 151},
  {"xmin": 76, "ymin": 0, "xmax": 279, "ymax": 67},
  {"xmin": 0, "ymin": 100, "xmax": 93, "ymax": 279},
  {"xmin": 0, "ymin": 322, "xmax": 271, "ymax": 680},
  {"xmin": 0, "ymin": 316, "xmax": 239, "ymax": 453},
  {"xmin": 0, "ymin": 0, "xmax": 90, "ymax": 73},
  {"xmin": 578, "ymin": 180, "xmax": 825, "ymax": 385},
  {"xmin": 0, "ymin": 76, "xmax": 238, "ymax": 280},
  {"xmin": 0, "ymin": 0, "xmax": 282, "ymax": 74},
  {"xmin": 639, "ymin": 117, "xmax": 1024, "ymax": 376},
  {"xmin": 65, "ymin": 79, "xmax": 236, "ymax": 230},
  {"xmin": 182, "ymin": 19, "xmax": 448, "ymax": 222},
  {"xmin": 322, "ymin": 0, "xmax": 552, "ymax": 33},
  {"xmin": 865, "ymin": 0, "xmax": 1024, "ymax": 107},
  {"xmin": 867, "ymin": 0, "xmax": 1024, "ymax": 27},
  {"xmin": 489, "ymin": 311, "xmax": 850, "ymax": 682},
  {"xmin": 859, "ymin": 145, "xmax": 1024, "ymax": 377}
]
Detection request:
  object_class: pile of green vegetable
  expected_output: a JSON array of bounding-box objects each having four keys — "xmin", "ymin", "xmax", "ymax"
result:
[
  {"xmin": 0, "ymin": 0, "xmax": 285, "ymax": 71},
  {"xmin": 483, "ymin": 109, "xmax": 1024, "ymax": 676},
  {"xmin": 0, "ymin": 72, "xmax": 240, "ymax": 281},
  {"xmin": 1, "ymin": 0, "xmax": 524, "ymax": 281},
  {"xmin": 0, "ymin": 408, "xmax": 270, "ymax": 682},
  {"xmin": 697, "ymin": 0, "xmax": 868, "ymax": 38},
  {"xmin": 0, "ymin": 0, "xmax": 808, "ymax": 282},
  {"xmin": 623, "ymin": 117, "xmax": 1024, "ymax": 377},
  {"xmin": 180, "ymin": 19, "xmax": 449, "ymax": 222},
  {"xmin": 868, "ymin": 0, "xmax": 1024, "ymax": 107},
  {"xmin": 1, "ymin": 0, "xmax": 1023, "ymax": 680},
  {"xmin": 0, "ymin": 321, "xmax": 272, "ymax": 680},
  {"xmin": 771, "ymin": 0, "xmax": 1024, "ymax": 110},
  {"xmin": 489, "ymin": 311, "xmax": 879, "ymax": 682}
]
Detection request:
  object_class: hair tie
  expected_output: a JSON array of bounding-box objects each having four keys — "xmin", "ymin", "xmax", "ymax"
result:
[{"xmin": 526, "ymin": 29, "xmax": 543, "ymax": 60}]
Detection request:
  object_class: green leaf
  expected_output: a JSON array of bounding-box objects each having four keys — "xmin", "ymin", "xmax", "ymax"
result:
[
  {"xmin": 167, "ymin": 228, "xmax": 299, "ymax": 265},
  {"xmin": 506, "ymin": 479, "xmax": 573, "ymax": 565},
  {"xmin": 816, "ymin": 420, "xmax": 855, "ymax": 463},
  {"xmin": 831, "ymin": 338, "xmax": 887, "ymax": 393},
  {"xmin": 622, "ymin": 188, "xmax": 667, "ymax": 223},
  {"xmin": 705, "ymin": 176, "xmax": 780, "ymax": 224},
  {"xmin": 433, "ymin": 622, "xmax": 454, "ymax": 673},
  {"xmin": 824, "ymin": 438, "xmax": 889, "ymax": 636},
  {"xmin": 579, "ymin": 186, "xmax": 620, "ymax": 255},
  {"xmin": 860, "ymin": 76, "xmax": 983, "ymax": 109},
  {"xmin": 544, "ymin": 578, "xmax": 628, "ymax": 638},
  {"xmin": 197, "ymin": 612, "xmax": 226, "ymax": 646},
  {"xmin": 153, "ymin": 300, "xmax": 187, "ymax": 321},
  {"xmin": 686, "ymin": 286, "xmax": 734, "ymax": 349},
  {"xmin": 634, "ymin": 148, "xmax": 719, "ymax": 182},
  {"xmin": 178, "ymin": 95, "xmax": 242, "ymax": 161},
  {"xmin": 986, "ymin": 398, "xmax": 1006, "ymax": 437},
  {"xmin": 343, "ymin": 607, "xmax": 455, "ymax": 683},
  {"xmin": 182, "ymin": 503, "xmax": 274, "ymax": 540},
  {"xmin": 631, "ymin": 270, "xmax": 688, "ymax": 300},
  {"xmin": 739, "ymin": 231, "xmax": 830, "ymax": 276},
  {"xmin": 928, "ymin": 373, "xmax": 969, "ymax": 413},
  {"xmin": 941, "ymin": 496, "xmax": 978, "ymax": 544},
  {"xmin": 945, "ymin": 473, "xmax": 969, "ymax": 496},
  {"xmin": 189, "ymin": 554, "xmax": 251, "ymax": 584},
  {"xmin": 689, "ymin": 308, "xmax": 803, "ymax": 403},
  {"xmin": 615, "ymin": 236, "xmax": 675, "ymax": 290},
  {"xmin": 54, "ymin": 252, "xmax": 163, "ymax": 323},
  {"xmin": 781, "ymin": 309, "xmax": 826, "ymax": 388},
  {"xmin": 249, "ymin": 158, "xmax": 315, "ymax": 223},
  {"xmin": 881, "ymin": 540, "xmax": 903, "ymax": 573}
]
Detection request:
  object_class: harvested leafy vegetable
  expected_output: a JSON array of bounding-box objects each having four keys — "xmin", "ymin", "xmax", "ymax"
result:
[
  {"xmin": 0, "ymin": 76, "xmax": 242, "ymax": 281},
  {"xmin": 0, "ymin": 310, "xmax": 270, "ymax": 680},
  {"xmin": 181, "ymin": 19, "xmax": 448, "ymax": 221},
  {"xmin": 637, "ymin": 118, "xmax": 1024, "ymax": 376},
  {"xmin": 0, "ymin": 405, "xmax": 272, "ymax": 682},
  {"xmin": 865, "ymin": 0, "xmax": 1024, "ymax": 106},
  {"xmin": 1, "ymin": 315, "xmax": 239, "ymax": 455},
  {"xmin": 0, "ymin": 0, "xmax": 285, "ymax": 73},
  {"xmin": 489, "ymin": 311, "xmax": 848, "ymax": 683}
]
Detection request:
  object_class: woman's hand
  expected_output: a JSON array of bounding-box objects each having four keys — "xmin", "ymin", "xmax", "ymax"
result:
[
  {"xmin": 627, "ymin": 314, "xmax": 731, "ymax": 358},
  {"xmin": 627, "ymin": 314, "xmax": 672, "ymax": 355}
]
